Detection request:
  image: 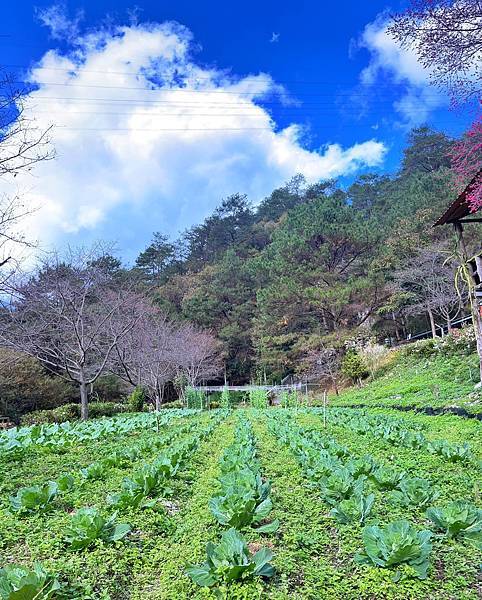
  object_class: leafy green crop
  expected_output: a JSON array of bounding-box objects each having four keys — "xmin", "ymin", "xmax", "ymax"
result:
[
  {"xmin": 10, "ymin": 482, "xmax": 58, "ymax": 514},
  {"xmin": 389, "ymin": 477, "xmax": 438, "ymax": 508},
  {"xmin": 123, "ymin": 463, "xmax": 171, "ymax": 497},
  {"xmin": 186, "ymin": 528, "xmax": 275, "ymax": 587},
  {"xmin": 56, "ymin": 474, "xmax": 75, "ymax": 492},
  {"xmin": 209, "ymin": 488, "xmax": 278, "ymax": 532},
  {"xmin": 427, "ymin": 501, "xmax": 482, "ymax": 547},
  {"xmin": 64, "ymin": 507, "xmax": 131, "ymax": 550},
  {"xmin": 428, "ymin": 440, "xmax": 472, "ymax": 462},
  {"xmin": 355, "ymin": 519, "xmax": 432, "ymax": 580},
  {"xmin": 248, "ymin": 388, "xmax": 268, "ymax": 409},
  {"xmin": 370, "ymin": 466, "xmax": 406, "ymax": 491},
  {"xmin": 318, "ymin": 468, "xmax": 365, "ymax": 505},
  {"xmin": 346, "ymin": 455, "xmax": 377, "ymax": 478},
  {"xmin": 0, "ymin": 563, "xmax": 61, "ymax": 599},
  {"xmin": 80, "ymin": 461, "xmax": 109, "ymax": 481},
  {"xmin": 329, "ymin": 493, "xmax": 375, "ymax": 525}
]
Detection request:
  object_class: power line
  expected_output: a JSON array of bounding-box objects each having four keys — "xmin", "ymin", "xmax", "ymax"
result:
[
  {"xmin": 0, "ymin": 62, "xmax": 423, "ymax": 87},
  {"xmin": 23, "ymin": 95, "xmax": 445, "ymax": 108},
  {"xmin": 11, "ymin": 79, "xmax": 445, "ymax": 99},
  {"xmin": 56, "ymin": 126, "xmax": 274, "ymax": 132}
]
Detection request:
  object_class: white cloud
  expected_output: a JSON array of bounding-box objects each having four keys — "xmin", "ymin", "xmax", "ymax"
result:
[
  {"xmin": 358, "ymin": 15, "xmax": 447, "ymax": 125},
  {"xmin": 36, "ymin": 3, "xmax": 84, "ymax": 42},
  {"xmin": 5, "ymin": 15, "xmax": 387, "ymax": 252}
]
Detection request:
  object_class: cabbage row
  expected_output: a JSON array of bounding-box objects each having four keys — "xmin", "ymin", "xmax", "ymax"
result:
[
  {"xmin": 266, "ymin": 411, "xmax": 481, "ymax": 582},
  {"xmin": 0, "ymin": 409, "xmax": 198, "ymax": 461},
  {"xmin": 319, "ymin": 407, "xmax": 475, "ymax": 464},
  {"xmin": 0, "ymin": 412, "xmax": 225, "ymax": 598},
  {"xmin": 186, "ymin": 417, "xmax": 276, "ymax": 590}
]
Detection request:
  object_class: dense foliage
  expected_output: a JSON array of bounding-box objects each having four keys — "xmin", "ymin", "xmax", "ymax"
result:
[{"xmin": 124, "ymin": 126, "xmax": 478, "ymax": 384}]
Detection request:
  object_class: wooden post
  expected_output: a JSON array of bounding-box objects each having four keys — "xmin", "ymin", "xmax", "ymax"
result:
[{"xmin": 454, "ymin": 221, "xmax": 482, "ymax": 382}]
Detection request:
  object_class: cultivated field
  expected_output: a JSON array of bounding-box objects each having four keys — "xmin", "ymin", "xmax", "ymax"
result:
[{"xmin": 0, "ymin": 407, "xmax": 481, "ymax": 599}]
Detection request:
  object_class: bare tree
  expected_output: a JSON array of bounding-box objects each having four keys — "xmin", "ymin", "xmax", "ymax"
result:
[
  {"xmin": 0, "ymin": 74, "xmax": 54, "ymax": 178},
  {"xmin": 113, "ymin": 309, "xmax": 180, "ymax": 410},
  {"xmin": 0, "ymin": 246, "xmax": 144, "ymax": 419},
  {"xmin": 112, "ymin": 307, "xmax": 221, "ymax": 408},
  {"xmin": 0, "ymin": 74, "xmax": 54, "ymax": 286},
  {"xmin": 392, "ymin": 246, "xmax": 466, "ymax": 337},
  {"xmin": 388, "ymin": 0, "xmax": 482, "ymax": 104},
  {"xmin": 303, "ymin": 344, "xmax": 341, "ymax": 394},
  {"xmin": 176, "ymin": 324, "xmax": 221, "ymax": 388}
]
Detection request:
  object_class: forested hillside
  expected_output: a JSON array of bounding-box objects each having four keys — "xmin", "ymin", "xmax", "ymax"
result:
[{"xmin": 131, "ymin": 126, "xmax": 475, "ymax": 383}]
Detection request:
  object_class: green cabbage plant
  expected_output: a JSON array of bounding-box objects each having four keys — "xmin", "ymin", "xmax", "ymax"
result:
[
  {"xmin": 64, "ymin": 507, "xmax": 131, "ymax": 550},
  {"xmin": 209, "ymin": 488, "xmax": 278, "ymax": 532},
  {"xmin": 426, "ymin": 501, "xmax": 482, "ymax": 547},
  {"xmin": 318, "ymin": 468, "xmax": 365, "ymax": 505},
  {"xmin": 329, "ymin": 493, "xmax": 375, "ymax": 525},
  {"xmin": 389, "ymin": 477, "xmax": 438, "ymax": 509},
  {"xmin": 370, "ymin": 466, "xmax": 406, "ymax": 491},
  {"xmin": 186, "ymin": 528, "xmax": 275, "ymax": 587},
  {"xmin": 10, "ymin": 482, "xmax": 58, "ymax": 514},
  {"xmin": 355, "ymin": 519, "xmax": 432, "ymax": 580},
  {"xmin": 0, "ymin": 563, "xmax": 61, "ymax": 599},
  {"xmin": 80, "ymin": 461, "xmax": 109, "ymax": 481}
]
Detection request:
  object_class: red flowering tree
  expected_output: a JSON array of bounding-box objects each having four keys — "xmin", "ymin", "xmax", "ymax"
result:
[{"xmin": 450, "ymin": 117, "xmax": 482, "ymax": 212}]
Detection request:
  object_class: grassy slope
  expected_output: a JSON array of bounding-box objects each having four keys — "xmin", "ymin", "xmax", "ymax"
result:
[{"xmin": 331, "ymin": 348, "xmax": 482, "ymax": 414}]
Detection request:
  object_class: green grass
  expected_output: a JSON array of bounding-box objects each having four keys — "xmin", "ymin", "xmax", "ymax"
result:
[{"xmin": 330, "ymin": 349, "xmax": 482, "ymax": 414}]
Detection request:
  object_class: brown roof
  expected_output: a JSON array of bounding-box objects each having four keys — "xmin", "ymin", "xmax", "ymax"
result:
[{"xmin": 434, "ymin": 170, "xmax": 481, "ymax": 226}]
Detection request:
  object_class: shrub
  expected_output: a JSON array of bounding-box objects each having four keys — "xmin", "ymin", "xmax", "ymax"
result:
[
  {"xmin": 401, "ymin": 326, "xmax": 477, "ymax": 360},
  {"xmin": 88, "ymin": 402, "xmax": 127, "ymax": 418},
  {"xmin": 159, "ymin": 399, "xmax": 185, "ymax": 410},
  {"xmin": 20, "ymin": 404, "xmax": 79, "ymax": 425},
  {"xmin": 341, "ymin": 351, "xmax": 368, "ymax": 384},
  {"xmin": 185, "ymin": 387, "xmax": 207, "ymax": 409},
  {"xmin": 249, "ymin": 388, "xmax": 268, "ymax": 408},
  {"xmin": 20, "ymin": 402, "xmax": 126, "ymax": 425},
  {"xmin": 126, "ymin": 387, "xmax": 145, "ymax": 412}
]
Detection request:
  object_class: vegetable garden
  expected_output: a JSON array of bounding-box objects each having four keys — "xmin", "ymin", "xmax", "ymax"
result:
[{"xmin": 0, "ymin": 406, "xmax": 480, "ymax": 599}]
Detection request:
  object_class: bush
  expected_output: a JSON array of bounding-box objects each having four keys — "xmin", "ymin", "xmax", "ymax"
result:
[
  {"xmin": 159, "ymin": 399, "xmax": 185, "ymax": 410},
  {"xmin": 341, "ymin": 351, "xmax": 368, "ymax": 384},
  {"xmin": 20, "ymin": 401, "xmax": 127, "ymax": 425},
  {"xmin": 21, "ymin": 404, "xmax": 79, "ymax": 425},
  {"xmin": 401, "ymin": 326, "xmax": 477, "ymax": 360},
  {"xmin": 0, "ymin": 349, "xmax": 75, "ymax": 420},
  {"xmin": 127, "ymin": 386, "xmax": 145, "ymax": 412},
  {"xmin": 92, "ymin": 373, "xmax": 128, "ymax": 402},
  {"xmin": 88, "ymin": 402, "xmax": 127, "ymax": 418}
]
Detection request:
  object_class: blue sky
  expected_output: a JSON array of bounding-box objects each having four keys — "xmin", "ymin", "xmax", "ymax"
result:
[{"xmin": 0, "ymin": 1, "xmax": 473, "ymax": 261}]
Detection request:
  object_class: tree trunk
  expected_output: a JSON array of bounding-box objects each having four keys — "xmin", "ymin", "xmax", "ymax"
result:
[
  {"xmin": 446, "ymin": 316, "xmax": 452, "ymax": 333},
  {"xmin": 472, "ymin": 305, "xmax": 482, "ymax": 383},
  {"xmin": 427, "ymin": 308, "xmax": 437, "ymax": 338},
  {"xmin": 80, "ymin": 379, "xmax": 89, "ymax": 420}
]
